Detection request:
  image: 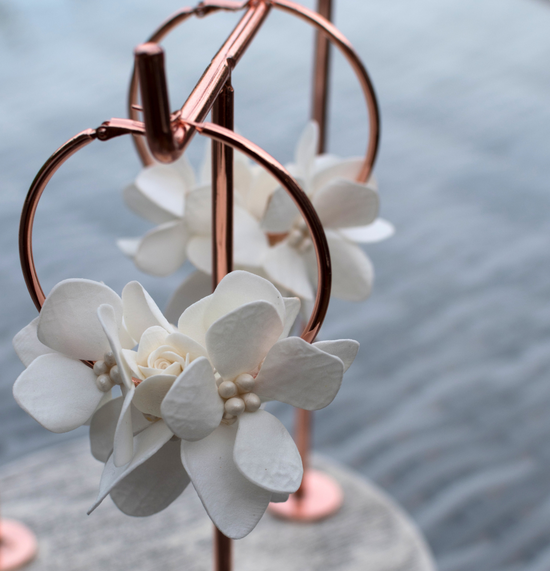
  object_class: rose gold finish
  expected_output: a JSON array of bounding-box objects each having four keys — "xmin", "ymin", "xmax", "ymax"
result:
[
  {"xmin": 214, "ymin": 529, "xmax": 232, "ymax": 571},
  {"xmin": 211, "ymin": 80, "xmax": 235, "ymax": 288},
  {"xmin": 269, "ymin": 469, "xmax": 343, "ymax": 521},
  {"xmin": 0, "ymin": 520, "xmax": 37, "ymax": 571},
  {"xmin": 312, "ymin": 0, "xmax": 332, "ymax": 154}
]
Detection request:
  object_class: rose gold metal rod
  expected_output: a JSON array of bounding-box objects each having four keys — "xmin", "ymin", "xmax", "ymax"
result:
[
  {"xmin": 134, "ymin": 0, "xmax": 270, "ymax": 165},
  {"xmin": 312, "ymin": 0, "xmax": 332, "ymax": 154},
  {"xmin": 211, "ymin": 79, "xmax": 234, "ymax": 571}
]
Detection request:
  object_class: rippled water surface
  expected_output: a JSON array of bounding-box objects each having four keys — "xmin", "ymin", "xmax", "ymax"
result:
[{"xmin": 2, "ymin": 1, "xmax": 550, "ymax": 569}]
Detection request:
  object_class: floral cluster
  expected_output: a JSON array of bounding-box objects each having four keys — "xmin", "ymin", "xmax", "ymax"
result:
[
  {"xmin": 13, "ymin": 271, "xmax": 358, "ymax": 538},
  {"xmin": 118, "ymin": 121, "xmax": 393, "ymax": 319}
]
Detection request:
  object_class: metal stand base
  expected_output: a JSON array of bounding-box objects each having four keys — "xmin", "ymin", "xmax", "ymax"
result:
[
  {"xmin": 268, "ymin": 469, "xmax": 343, "ymax": 521},
  {"xmin": 0, "ymin": 520, "xmax": 37, "ymax": 571}
]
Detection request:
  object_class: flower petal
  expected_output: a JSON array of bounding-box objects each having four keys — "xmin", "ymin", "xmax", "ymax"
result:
[
  {"xmin": 313, "ymin": 339, "xmax": 359, "ymax": 373},
  {"xmin": 133, "ymin": 374, "xmax": 176, "ymax": 417},
  {"xmin": 134, "ymin": 221, "xmax": 189, "ymax": 277},
  {"xmin": 122, "ymin": 281, "xmax": 173, "ymax": 341},
  {"xmin": 136, "ymin": 326, "xmax": 169, "ymax": 366},
  {"xmin": 165, "ymin": 271, "xmax": 212, "ymax": 325},
  {"xmin": 205, "ymin": 270, "xmax": 286, "ymax": 329},
  {"xmin": 89, "ymin": 397, "xmax": 150, "ymax": 463},
  {"xmin": 310, "ymin": 157, "xmax": 367, "ymax": 196},
  {"xmin": 123, "ymin": 183, "xmax": 176, "ymax": 224},
  {"xmin": 244, "ymin": 167, "xmax": 279, "ymax": 220},
  {"xmin": 185, "ymin": 186, "xmax": 212, "ymax": 235},
  {"xmin": 339, "ymin": 218, "xmax": 395, "ymax": 243},
  {"xmin": 206, "ymin": 301, "xmax": 283, "ymax": 380},
  {"xmin": 13, "ymin": 353, "xmax": 103, "ymax": 433},
  {"xmin": 171, "ymin": 154, "xmax": 196, "ymax": 191},
  {"xmin": 295, "ymin": 121, "xmax": 318, "ymax": 181},
  {"xmin": 271, "ymin": 492, "xmax": 290, "ymax": 503},
  {"xmin": 261, "ymin": 187, "xmax": 298, "ymax": 233},
  {"xmin": 165, "ymin": 332, "xmax": 208, "ymax": 361},
  {"xmin": 110, "ymin": 438, "xmax": 190, "ymax": 516},
  {"xmin": 113, "ymin": 387, "xmax": 136, "ymax": 467},
  {"xmin": 234, "ymin": 410, "xmax": 302, "ymax": 493},
  {"xmin": 135, "ymin": 165, "xmax": 185, "ymax": 218},
  {"xmin": 177, "ymin": 294, "xmax": 213, "ymax": 349},
  {"xmin": 88, "ymin": 420, "xmax": 173, "ymax": 513},
  {"xmin": 326, "ymin": 231, "xmax": 374, "ymax": 301},
  {"xmin": 161, "ymin": 357, "xmax": 223, "ymax": 441},
  {"xmin": 281, "ymin": 297, "xmax": 300, "ymax": 339},
  {"xmin": 263, "ymin": 242, "xmax": 314, "ymax": 300},
  {"xmin": 313, "ymin": 179, "xmax": 379, "ymax": 229},
  {"xmin": 255, "ymin": 337, "xmax": 344, "ymax": 410},
  {"xmin": 13, "ymin": 317, "xmax": 56, "ymax": 367},
  {"xmin": 117, "ymin": 237, "xmax": 140, "ymax": 258},
  {"xmin": 180, "ymin": 424, "xmax": 271, "ymax": 539},
  {"xmin": 187, "ymin": 236, "xmax": 212, "ymax": 275},
  {"xmin": 234, "ymin": 207, "xmax": 269, "ymax": 268},
  {"xmin": 37, "ymin": 279, "xmax": 124, "ymax": 361}
]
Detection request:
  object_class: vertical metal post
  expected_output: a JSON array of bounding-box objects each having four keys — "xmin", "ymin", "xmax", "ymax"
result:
[{"xmin": 211, "ymin": 78, "xmax": 234, "ymax": 571}]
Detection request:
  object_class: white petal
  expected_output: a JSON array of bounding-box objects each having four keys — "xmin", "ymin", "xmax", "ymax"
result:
[
  {"xmin": 97, "ymin": 304, "xmax": 134, "ymax": 389},
  {"xmin": 122, "ymin": 281, "xmax": 173, "ymax": 341},
  {"xmin": 234, "ymin": 410, "xmax": 302, "ymax": 493},
  {"xmin": 13, "ymin": 317, "xmax": 55, "ymax": 367},
  {"xmin": 199, "ymin": 141, "xmax": 211, "ymax": 185},
  {"xmin": 177, "ymin": 294, "xmax": 213, "ymax": 349},
  {"xmin": 255, "ymin": 337, "xmax": 344, "ymax": 410},
  {"xmin": 184, "ymin": 186, "xmax": 212, "ymax": 235},
  {"xmin": 172, "ymin": 154, "xmax": 196, "ymax": 191},
  {"xmin": 261, "ymin": 187, "xmax": 298, "ymax": 233},
  {"xmin": 136, "ymin": 326, "xmax": 169, "ymax": 366},
  {"xmin": 37, "ymin": 279, "xmax": 124, "ymax": 361},
  {"xmin": 13, "ymin": 353, "xmax": 103, "ymax": 433},
  {"xmin": 271, "ymin": 492, "xmax": 290, "ymax": 503},
  {"xmin": 313, "ymin": 179, "xmax": 379, "ymax": 229},
  {"xmin": 187, "ymin": 236, "xmax": 212, "ymax": 275},
  {"xmin": 206, "ymin": 301, "xmax": 283, "ymax": 380},
  {"xmin": 88, "ymin": 420, "xmax": 173, "ymax": 513},
  {"xmin": 89, "ymin": 397, "xmax": 151, "ymax": 463},
  {"xmin": 110, "ymin": 438, "xmax": 189, "ymax": 516},
  {"xmin": 339, "ymin": 218, "xmax": 395, "ymax": 243},
  {"xmin": 281, "ymin": 297, "xmax": 300, "ymax": 339},
  {"xmin": 326, "ymin": 231, "xmax": 374, "ymax": 301},
  {"xmin": 161, "ymin": 357, "xmax": 223, "ymax": 441},
  {"xmin": 245, "ymin": 167, "xmax": 279, "ymax": 221},
  {"xmin": 165, "ymin": 332, "xmax": 208, "ymax": 361},
  {"xmin": 117, "ymin": 237, "xmax": 140, "ymax": 258},
  {"xmin": 134, "ymin": 221, "xmax": 188, "ymax": 277},
  {"xmin": 313, "ymin": 339, "xmax": 359, "ymax": 373},
  {"xmin": 165, "ymin": 271, "xmax": 212, "ymax": 325},
  {"xmin": 234, "ymin": 207, "xmax": 269, "ymax": 268},
  {"xmin": 263, "ymin": 242, "xmax": 314, "ymax": 300},
  {"xmin": 133, "ymin": 375, "xmax": 175, "ymax": 417},
  {"xmin": 205, "ymin": 270, "xmax": 286, "ymax": 329},
  {"xmin": 135, "ymin": 165, "xmax": 186, "ymax": 218},
  {"xmin": 234, "ymin": 158, "xmax": 252, "ymax": 207},
  {"xmin": 113, "ymin": 387, "xmax": 135, "ymax": 467},
  {"xmin": 295, "ymin": 121, "xmax": 318, "ymax": 181},
  {"xmin": 180, "ymin": 424, "xmax": 271, "ymax": 539},
  {"xmin": 123, "ymin": 183, "xmax": 177, "ymax": 224},
  {"xmin": 310, "ymin": 157, "xmax": 366, "ymax": 196}
]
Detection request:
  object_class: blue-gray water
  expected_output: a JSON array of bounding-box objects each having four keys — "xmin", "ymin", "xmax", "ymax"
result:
[{"xmin": 2, "ymin": 0, "xmax": 550, "ymax": 569}]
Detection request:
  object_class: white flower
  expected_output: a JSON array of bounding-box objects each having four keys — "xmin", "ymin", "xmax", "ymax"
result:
[
  {"xmin": 87, "ymin": 271, "xmax": 359, "ymax": 539},
  {"xmin": 260, "ymin": 121, "xmax": 394, "ymax": 302},
  {"xmin": 118, "ymin": 147, "xmax": 271, "ymax": 277}
]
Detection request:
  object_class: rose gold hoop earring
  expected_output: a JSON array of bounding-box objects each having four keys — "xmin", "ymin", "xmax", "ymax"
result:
[
  {"xmin": 19, "ymin": 117, "xmax": 331, "ymax": 342},
  {"xmin": 127, "ymin": 0, "xmax": 380, "ymax": 184}
]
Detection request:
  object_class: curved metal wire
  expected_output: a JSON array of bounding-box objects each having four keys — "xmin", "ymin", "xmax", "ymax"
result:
[{"xmin": 128, "ymin": 0, "xmax": 380, "ymax": 183}]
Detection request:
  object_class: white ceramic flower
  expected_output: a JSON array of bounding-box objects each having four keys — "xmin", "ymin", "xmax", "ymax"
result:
[
  {"xmin": 260, "ymin": 121, "xmax": 394, "ymax": 303},
  {"xmin": 118, "ymin": 148, "xmax": 271, "ymax": 277},
  {"xmin": 87, "ymin": 271, "xmax": 359, "ymax": 539}
]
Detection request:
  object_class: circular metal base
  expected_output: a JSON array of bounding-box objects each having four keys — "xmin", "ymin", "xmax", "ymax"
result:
[
  {"xmin": 0, "ymin": 519, "xmax": 37, "ymax": 571},
  {"xmin": 268, "ymin": 469, "xmax": 344, "ymax": 522}
]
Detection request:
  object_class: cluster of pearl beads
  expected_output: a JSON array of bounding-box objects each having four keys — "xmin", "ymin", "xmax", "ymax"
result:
[
  {"xmin": 217, "ymin": 373, "xmax": 261, "ymax": 425},
  {"xmin": 287, "ymin": 220, "xmax": 312, "ymax": 254},
  {"xmin": 93, "ymin": 351, "xmax": 123, "ymax": 392}
]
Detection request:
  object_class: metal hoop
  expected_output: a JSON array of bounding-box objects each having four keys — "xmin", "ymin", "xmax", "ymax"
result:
[
  {"xmin": 128, "ymin": 0, "xmax": 380, "ymax": 183},
  {"xmin": 19, "ymin": 118, "xmax": 331, "ymax": 342}
]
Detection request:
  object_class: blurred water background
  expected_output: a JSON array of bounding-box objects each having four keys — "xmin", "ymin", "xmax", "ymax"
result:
[{"xmin": 1, "ymin": 0, "xmax": 550, "ymax": 569}]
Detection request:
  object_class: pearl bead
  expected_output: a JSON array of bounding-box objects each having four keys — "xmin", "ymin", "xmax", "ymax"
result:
[
  {"xmin": 235, "ymin": 373, "xmax": 255, "ymax": 393},
  {"xmin": 93, "ymin": 360, "xmax": 108, "ymax": 376},
  {"xmin": 243, "ymin": 393, "xmax": 261, "ymax": 412},
  {"xmin": 218, "ymin": 381, "xmax": 238, "ymax": 399},
  {"xmin": 109, "ymin": 365, "xmax": 121, "ymax": 384},
  {"xmin": 224, "ymin": 397, "xmax": 245, "ymax": 416},
  {"xmin": 96, "ymin": 374, "xmax": 113, "ymax": 392},
  {"xmin": 104, "ymin": 352, "xmax": 116, "ymax": 367}
]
